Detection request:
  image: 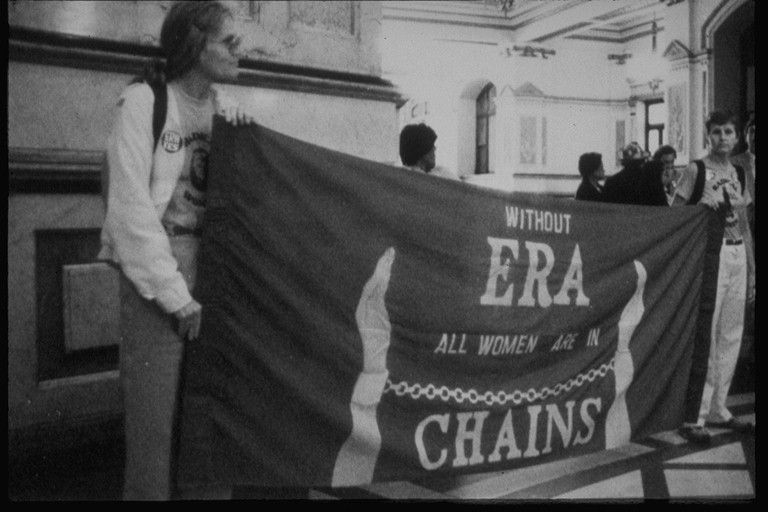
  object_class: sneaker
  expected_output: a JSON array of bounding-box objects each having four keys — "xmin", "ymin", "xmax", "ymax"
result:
[
  {"xmin": 707, "ymin": 417, "xmax": 755, "ymax": 435},
  {"xmin": 678, "ymin": 425, "xmax": 712, "ymax": 445}
]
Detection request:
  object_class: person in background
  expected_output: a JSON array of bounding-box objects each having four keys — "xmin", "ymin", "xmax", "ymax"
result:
[
  {"xmin": 575, "ymin": 152, "xmax": 605, "ymax": 201},
  {"xmin": 604, "ymin": 142, "xmax": 670, "ymax": 206},
  {"xmin": 730, "ymin": 114, "xmax": 755, "ymax": 235},
  {"xmin": 99, "ymin": 0, "xmax": 255, "ymax": 499},
  {"xmin": 399, "ymin": 123, "xmax": 459, "ymax": 180},
  {"xmin": 652, "ymin": 145, "xmax": 678, "ymax": 205},
  {"xmin": 729, "ymin": 114, "xmax": 755, "ymax": 396},
  {"xmin": 634, "ymin": 159, "xmax": 671, "ymax": 206},
  {"xmin": 602, "ymin": 142, "xmax": 650, "ymax": 204},
  {"xmin": 673, "ymin": 111, "xmax": 754, "ymax": 445}
]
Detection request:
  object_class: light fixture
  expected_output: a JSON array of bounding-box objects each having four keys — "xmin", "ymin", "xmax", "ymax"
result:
[
  {"xmin": 608, "ymin": 53, "xmax": 632, "ymax": 65},
  {"xmin": 512, "ymin": 45, "xmax": 555, "ymax": 59}
]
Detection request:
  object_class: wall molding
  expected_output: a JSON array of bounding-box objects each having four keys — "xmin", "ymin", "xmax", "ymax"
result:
[
  {"xmin": 513, "ymin": 173, "xmax": 579, "ymax": 181},
  {"xmin": 566, "ymin": 26, "xmax": 664, "ymax": 44},
  {"xmin": 9, "ymin": 147, "xmax": 105, "ymax": 194},
  {"xmin": 515, "ymin": 95, "xmax": 628, "ymax": 107},
  {"xmin": 9, "ymin": 27, "xmax": 406, "ymax": 106}
]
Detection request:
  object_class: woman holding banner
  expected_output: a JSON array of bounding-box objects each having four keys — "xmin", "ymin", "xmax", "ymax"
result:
[
  {"xmin": 99, "ymin": 1, "xmax": 255, "ymax": 499},
  {"xmin": 673, "ymin": 111, "xmax": 754, "ymax": 445}
]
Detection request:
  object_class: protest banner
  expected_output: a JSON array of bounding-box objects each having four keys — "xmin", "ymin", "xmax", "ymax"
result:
[{"xmin": 176, "ymin": 119, "xmax": 709, "ymax": 488}]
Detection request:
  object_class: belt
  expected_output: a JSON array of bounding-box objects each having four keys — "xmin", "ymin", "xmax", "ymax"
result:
[
  {"xmin": 166, "ymin": 225, "xmax": 202, "ymax": 237},
  {"xmin": 724, "ymin": 239, "xmax": 743, "ymax": 246}
]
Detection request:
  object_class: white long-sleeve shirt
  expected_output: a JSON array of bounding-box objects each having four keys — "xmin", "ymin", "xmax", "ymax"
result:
[{"xmin": 99, "ymin": 82, "xmax": 231, "ymax": 314}]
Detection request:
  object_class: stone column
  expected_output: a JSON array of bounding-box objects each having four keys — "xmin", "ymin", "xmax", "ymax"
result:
[
  {"xmin": 627, "ymin": 98, "xmax": 638, "ymax": 145},
  {"xmin": 688, "ymin": 53, "xmax": 710, "ymax": 160}
]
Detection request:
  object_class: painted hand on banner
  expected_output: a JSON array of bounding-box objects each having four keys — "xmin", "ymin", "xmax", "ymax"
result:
[
  {"xmin": 333, "ymin": 247, "xmax": 396, "ymax": 487},
  {"xmin": 605, "ymin": 260, "xmax": 647, "ymax": 449},
  {"xmin": 355, "ymin": 247, "xmax": 396, "ymax": 376}
]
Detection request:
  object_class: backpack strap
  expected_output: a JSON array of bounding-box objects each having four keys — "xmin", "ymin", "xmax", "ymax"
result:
[
  {"xmin": 104, "ymin": 77, "xmax": 167, "ymax": 207},
  {"xmin": 147, "ymin": 80, "xmax": 168, "ymax": 151},
  {"xmin": 688, "ymin": 160, "xmax": 706, "ymax": 205},
  {"xmin": 733, "ymin": 164, "xmax": 745, "ymax": 196}
]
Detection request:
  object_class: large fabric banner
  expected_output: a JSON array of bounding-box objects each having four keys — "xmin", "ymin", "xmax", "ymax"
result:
[{"xmin": 176, "ymin": 119, "xmax": 710, "ymax": 489}]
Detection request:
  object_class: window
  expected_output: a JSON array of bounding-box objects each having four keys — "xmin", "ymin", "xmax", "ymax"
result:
[
  {"xmin": 475, "ymin": 83, "xmax": 496, "ymax": 174},
  {"xmin": 645, "ymin": 100, "xmax": 664, "ymax": 155}
]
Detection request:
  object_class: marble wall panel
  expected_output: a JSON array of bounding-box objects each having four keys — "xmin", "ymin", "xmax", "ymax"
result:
[
  {"xmin": 8, "ymin": 195, "xmax": 120, "ymax": 430},
  {"xmin": 9, "ymin": 0, "xmax": 382, "ymax": 75},
  {"xmin": 519, "ymin": 116, "xmax": 537, "ymax": 164},
  {"xmin": 668, "ymin": 83, "xmax": 687, "ymax": 156}
]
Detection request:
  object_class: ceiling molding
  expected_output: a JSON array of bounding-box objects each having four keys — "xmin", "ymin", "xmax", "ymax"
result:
[
  {"xmin": 382, "ymin": 14, "xmax": 524, "ymax": 31},
  {"xmin": 531, "ymin": 22, "xmax": 593, "ymax": 43},
  {"xmin": 592, "ymin": 1, "xmax": 658, "ymax": 22},
  {"xmin": 567, "ymin": 26, "xmax": 663, "ymax": 44}
]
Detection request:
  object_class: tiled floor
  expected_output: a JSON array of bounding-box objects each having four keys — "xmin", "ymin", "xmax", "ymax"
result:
[
  {"xmin": 305, "ymin": 392, "xmax": 755, "ymax": 502},
  {"xmin": 9, "ymin": 393, "xmax": 754, "ymax": 501}
]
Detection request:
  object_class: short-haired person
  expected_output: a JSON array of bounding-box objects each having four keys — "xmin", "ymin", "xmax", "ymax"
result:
[
  {"xmin": 575, "ymin": 152, "xmax": 605, "ymax": 201},
  {"xmin": 653, "ymin": 145, "xmax": 678, "ymax": 205},
  {"xmin": 99, "ymin": 1, "xmax": 256, "ymax": 499},
  {"xmin": 602, "ymin": 142, "xmax": 650, "ymax": 204},
  {"xmin": 636, "ymin": 159, "xmax": 673, "ymax": 206},
  {"xmin": 604, "ymin": 142, "xmax": 669, "ymax": 206},
  {"xmin": 399, "ymin": 123, "xmax": 458, "ymax": 180},
  {"xmin": 673, "ymin": 111, "xmax": 754, "ymax": 444}
]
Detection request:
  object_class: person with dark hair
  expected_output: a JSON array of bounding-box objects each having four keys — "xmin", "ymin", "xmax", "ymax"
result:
[
  {"xmin": 652, "ymin": 144, "xmax": 678, "ymax": 162},
  {"xmin": 601, "ymin": 142, "xmax": 650, "ymax": 205},
  {"xmin": 575, "ymin": 152, "xmax": 605, "ymax": 201},
  {"xmin": 99, "ymin": 0, "xmax": 255, "ymax": 499},
  {"xmin": 603, "ymin": 142, "xmax": 670, "ymax": 206},
  {"xmin": 653, "ymin": 145, "xmax": 678, "ymax": 205},
  {"xmin": 399, "ymin": 123, "xmax": 458, "ymax": 180},
  {"xmin": 636, "ymin": 159, "xmax": 672, "ymax": 206},
  {"xmin": 673, "ymin": 110, "xmax": 754, "ymax": 445}
]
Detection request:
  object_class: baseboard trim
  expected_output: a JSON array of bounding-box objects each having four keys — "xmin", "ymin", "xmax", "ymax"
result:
[
  {"xmin": 9, "ymin": 413, "xmax": 124, "ymax": 464},
  {"xmin": 9, "ymin": 147, "xmax": 105, "ymax": 194}
]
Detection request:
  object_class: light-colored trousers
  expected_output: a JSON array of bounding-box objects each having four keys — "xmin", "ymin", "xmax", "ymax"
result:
[
  {"xmin": 697, "ymin": 242, "xmax": 747, "ymax": 425},
  {"xmin": 120, "ymin": 236, "xmax": 198, "ymax": 500}
]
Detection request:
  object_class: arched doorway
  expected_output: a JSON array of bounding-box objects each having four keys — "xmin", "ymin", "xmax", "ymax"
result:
[
  {"xmin": 702, "ymin": 0, "xmax": 754, "ymax": 392},
  {"xmin": 458, "ymin": 79, "xmax": 497, "ymax": 175},
  {"xmin": 475, "ymin": 83, "xmax": 497, "ymax": 174},
  {"xmin": 706, "ymin": 1, "xmax": 754, "ymax": 126}
]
